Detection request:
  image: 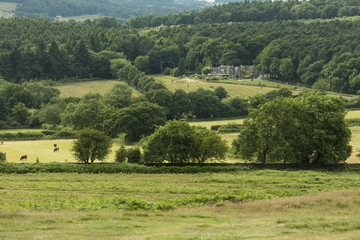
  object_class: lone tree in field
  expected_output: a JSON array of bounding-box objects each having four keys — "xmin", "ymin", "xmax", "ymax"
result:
[
  {"xmin": 233, "ymin": 91, "xmax": 352, "ymax": 164},
  {"xmin": 143, "ymin": 120, "xmax": 228, "ymax": 164},
  {"xmin": 72, "ymin": 128, "xmax": 112, "ymax": 164}
]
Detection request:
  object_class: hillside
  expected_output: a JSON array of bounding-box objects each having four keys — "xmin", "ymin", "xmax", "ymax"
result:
[{"xmin": 0, "ymin": 0, "xmax": 212, "ymax": 21}]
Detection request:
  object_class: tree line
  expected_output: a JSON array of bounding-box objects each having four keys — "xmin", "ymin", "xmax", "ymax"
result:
[
  {"xmin": 128, "ymin": 0, "xmax": 360, "ymax": 28},
  {"xmin": 4, "ymin": 0, "xmax": 210, "ymax": 20},
  {"xmin": 1, "ymin": 14, "xmax": 360, "ymax": 92}
]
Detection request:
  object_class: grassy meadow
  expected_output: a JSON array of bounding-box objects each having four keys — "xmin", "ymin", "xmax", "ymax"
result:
[
  {"xmin": 0, "ymin": 2, "xmax": 17, "ymax": 11},
  {"xmin": 0, "ymin": 139, "xmax": 121, "ymax": 163},
  {"xmin": 151, "ymin": 75, "xmax": 286, "ymax": 98},
  {"xmin": 62, "ymin": 14, "xmax": 102, "ymax": 22},
  {"xmin": 54, "ymin": 80, "xmax": 141, "ymax": 98},
  {"xmin": 0, "ymin": 172, "xmax": 360, "ymax": 239}
]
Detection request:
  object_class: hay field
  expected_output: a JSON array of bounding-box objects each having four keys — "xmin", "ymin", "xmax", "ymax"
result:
[
  {"xmin": 189, "ymin": 118, "xmax": 244, "ymax": 129},
  {"xmin": 152, "ymin": 75, "xmax": 285, "ymax": 98},
  {"xmin": 0, "ymin": 172, "xmax": 360, "ymax": 239},
  {"xmin": 0, "ymin": 139, "xmax": 121, "ymax": 163},
  {"xmin": 54, "ymin": 80, "xmax": 141, "ymax": 98},
  {"xmin": 0, "ymin": 2, "xmax": 17, "ymax": 11},
  {"xmin": 62, "ymin": 14, "xmax": 102, "ymax": 22}
]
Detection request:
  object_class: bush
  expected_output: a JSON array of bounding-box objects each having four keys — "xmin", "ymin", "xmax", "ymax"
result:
[
  {"xmin": 170, "ymin": 67, "xmax": 180, "ymax": 77},
  {"xmin": 163, "ymin": 67, "xmax": 172, "ymax": 75},
  {"xmin": 127, "ymin": 147, "xmax": 142, "ymax": 164},
  {"xmin": 0, "ymin": 152, "xmax": 6, "ymax": 163},
  {"xmin": 115, "ymin": 145, "xmax": 127, "ymax": 163},
  {"xmin": 52, "ymin": 130, "xmax": 76, "ymax": 139},
  {"xmin": 42, "ymin": 130, "xmax": 56, "ymax": 136}
]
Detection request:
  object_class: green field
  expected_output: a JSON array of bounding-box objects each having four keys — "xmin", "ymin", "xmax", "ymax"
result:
[
  {"xmin": 152, "ymin": 75, "xmax": 281, "ymax": 98},
  {"xmin": 0, "ymin": 139, "xmax": 121, "ymax": 163},
  {"xmin": 0, "ymin": 1, "xmax": 17, "ymax": 11},
  {"xmin": 151, "ymin": 75, "xmax": 359, "ymax": 100},
  {"xmin": 0, "ymin": 129, "xmax": 43, "ymax": 134},
  {"xmin": 62, "ymin": 14, "xmax": 102, "ymax": 22},
  {"xmin": 345, "ymin": 110, "xmax": 360, "ymax": 119},
  {"xmin": 0, "ymin": 171, "xmax": 359, "ymax": 239},
  {"xmin": 54, "ymin": 80, "xmax": 141, "ymax": 98},
  {"xmin": 189, "ymin": 118, "xmax": 245, "ymax": 129}
]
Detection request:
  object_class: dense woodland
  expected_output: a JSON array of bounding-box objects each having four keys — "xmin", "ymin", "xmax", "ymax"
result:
[
  {"xmin": 1, "ymin": 15, "xmax": 360, "ymax": 93},
  {"xmin": 3, "ymin": 0, "xmax": 212, "ymax": 20},
  {"xmin": 129, "ymin": 0, "xmax": 360, "ymax": 27}
]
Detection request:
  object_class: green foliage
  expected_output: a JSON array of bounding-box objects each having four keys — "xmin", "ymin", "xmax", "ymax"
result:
[
  {"xmin": 144, "ymin": 120, "xmax": 227, "ymax": 164},
  {"xmin": 11, "ymin": 102, "xmax": 28, "ymax": 125},
  {"xmin": 72, "ymin": 128, "xmax": 112, "ymax": 164},
  {"xmin": 104, "ymin": 101, "xmax": 166, "ymax": 142},
  {"xmin": 233, "ymin": 91, "xmax": 352, "ymax": 164},
  {"xmin": 104, "ymin": 83, "xmax": 132, "ymax": 109},
  {"xmin": 214, "ymin": 86, "xmax": 229, "ymax": 100},
  {"xmin": 127, "ymin": 147, "xmax": 142, "ymax": 164},
  {"xmin": 0, "ymin": 152, "xmax": 6, "ymax": 163},
  {"xmin": 115, "ymin": 145, "xmax": 127, "ymax": 163}
]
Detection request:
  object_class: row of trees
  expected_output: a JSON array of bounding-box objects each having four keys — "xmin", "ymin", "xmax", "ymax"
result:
[
  {"xmin": 1, "ymin": 15, "xmax": 360, "ymax": 93},
  {"xmin": 129, "ymin": 0, "xmax": 360, "ymax": 28},
  {"xmin": 72, "ymin": 92, "xmax": 351, "ymax": 165},
  {"xmin": 8, "ymin": 0, "xmax": 209, "ymax": 20}
]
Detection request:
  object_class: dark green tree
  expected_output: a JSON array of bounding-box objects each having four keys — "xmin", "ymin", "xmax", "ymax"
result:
[
  {"xmin": 233, "ymin": 92, "xmax": 352, "ymax": 164},
  {"xmin": 72, "ymin": 128, "xmax": 112, "ymax": 164},
  {"xmin": 144, "ymin": 120, "xmax": 227, "ymax": 164}
]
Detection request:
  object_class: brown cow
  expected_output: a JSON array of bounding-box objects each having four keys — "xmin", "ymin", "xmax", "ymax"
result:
[
  {"xmin": 20, "ymin": 155, "xmax": 27, "ymax": 161},
  {"xmin": 0, "ymin": 141, "xmax": 3, "ymax": 145},
  {"xmin": 54, "ymin": 147, "xmax": 59, "ymax": 152}
]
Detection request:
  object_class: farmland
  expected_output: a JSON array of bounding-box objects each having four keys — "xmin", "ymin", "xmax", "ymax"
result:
[
  {"xmin": 62, "ymin": 14, "xmax": 102, "ymax": 22},
  {"xmin": 0, "ymin": 2, "xmax": 17, "ymax": 11},
  {"xmin": 0, "ymin": 139, "xmax": 121, "ymax": 163},
  {"xmin": 54, "ymin": 79, "xmax": 141, "ymax": 98},
  {"xmin": 0, "ymin": 172, "xmax": 360, "ymax": 239},
  {"xmin": 152, "ymin": 75, "xmax": 292, "ymax": 98}
]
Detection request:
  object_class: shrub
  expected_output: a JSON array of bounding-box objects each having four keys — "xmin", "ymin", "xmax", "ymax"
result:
[
  {"xmin": 42, "ymin": 130, "xmax": 56, "ymax": 136},
  {"xmin": 127, "ymin": 147, "xmax": 142, "ymax": 164},
  {"xmin": 52, "ymin": 130, "xmax": 76, "ymax": 139},
  {"xmin": 163, "ymin": 67, "xmax": 172, "ymax": 75},
  {"xmin": 0, "ymin": 152, "xmax": 6, "ymax": 163},
  {"xmin": 115, "ymin": 145, "xmax": 127, "ymax": 163},
  {"xmin": 170, "ymin": 67, "xmax": 180, "ymax": 77}
]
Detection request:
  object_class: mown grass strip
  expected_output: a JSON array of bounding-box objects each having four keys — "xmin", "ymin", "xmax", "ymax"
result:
[{"xmin": 0, "ymin": 163, "xmax": 360, "ymax": 174}]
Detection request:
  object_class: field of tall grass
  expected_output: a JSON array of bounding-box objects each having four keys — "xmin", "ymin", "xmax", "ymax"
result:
[{"xmin": 0, "ymin": 171, "xmax": 359, "ymax": 239}]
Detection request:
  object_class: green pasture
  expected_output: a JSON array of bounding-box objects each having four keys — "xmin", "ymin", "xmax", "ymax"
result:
[
  {"xmin": 152, "ymin": 75, "xmax": 277, "ymax": 98},
  {"xmin": 62, "ymin": 14, "xmax": 102, "ymax": 22},
  {"xmin": 54, "ymin": 80, "xmax": 141, "ymax": 98},
  {"xmin": 189, "ymin": 118, "xmax": 244, "ymax": 129},
  {"xmin": 0, "ymin": 139, "xmax": 121, "ymax": 163},
  {"xmin": 0, "ymin": 2, "xmax": 17, "ymax": 11},
  {"xmin": 0, "ymin": 172, "xmax": 360, "ymax": 239},
  {"xmin": 345, "ymin": 110, "xmax": 360, "ymax": 119},
  {"xmin": 0, "ymin": 129, "xmax": 43, "ymax": 134}
]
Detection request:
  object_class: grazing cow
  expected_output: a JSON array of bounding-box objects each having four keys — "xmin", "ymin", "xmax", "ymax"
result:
[
  {"xmin": 0, "ymin": 141, "xmax": 3, "ymax": 145},
  {"xmin": 54, "ymin": 147, "xmax": 59, "ymax": 152},
  {"xmin": 20, "ymin": 155, "xmax": 27, "ymax": 161}
]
